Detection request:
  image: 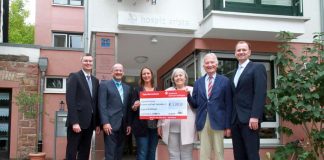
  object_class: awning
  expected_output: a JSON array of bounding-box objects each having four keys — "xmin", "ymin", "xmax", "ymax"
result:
[
  {"xmin": 0, "ymin": 123, "xmax": 8, "ymax": 132},
  {"xmin": 0, "ymin": 108, "xmax": 9, "ymax": 117},
  {"xmin": 0, "ymin": 93, "xmax": 9, "ymax": 100}
]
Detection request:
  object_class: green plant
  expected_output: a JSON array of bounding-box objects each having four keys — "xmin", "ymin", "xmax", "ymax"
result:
[
  {"xmin": 9, "ymin": 0, "xmax": 34, "ymax": 44},
  {"xmin": 16, "ymin": 89, "xmax": 41, "ymax": 118},
  {"xmin": 266, "ymin": 31, "xmax": 324, "ymax": 160}
]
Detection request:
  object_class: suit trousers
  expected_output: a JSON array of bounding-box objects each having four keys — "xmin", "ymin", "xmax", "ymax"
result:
[
  {"xmin": 231, "ymin": 118, "xmax": 260, "ymax": 160},
  {"xmin": 167, "ymin": 132, "xmax": 193, "ymax": 160},
  {"xmin": 66, "ymin": 125, "xmax": 94, "ymax": 160},
  {"xmin": 104, "ymin": 128, "xmax": 126, "ymax": 160},
  {"xmin": 199, "ymin": 115, "xmax": 224, "ymax": 160}
]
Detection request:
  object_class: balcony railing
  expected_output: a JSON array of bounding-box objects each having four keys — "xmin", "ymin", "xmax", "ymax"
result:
[{"xmin": 203, "ymin": 0, "xmax": 303, "ymax": 17}]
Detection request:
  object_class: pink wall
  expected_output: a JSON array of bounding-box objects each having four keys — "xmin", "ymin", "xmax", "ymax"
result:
[
  {"xmin": 42, "ymin": 94, "xmax": 66, "ymax": 160},
  {"xmin": 40, "ymin": 49, "xmax": 83, "ymax": 76},
  {"xmin": 40, "ymin": 49, "xmax": 83, "ymax": 159},
  {"xmin": 35, "ymin": 0, "xmax": 84, "ymax": 46},
  {"xmin": 95, "ymin": 33, "xmax": 116, "ymax": 81}
]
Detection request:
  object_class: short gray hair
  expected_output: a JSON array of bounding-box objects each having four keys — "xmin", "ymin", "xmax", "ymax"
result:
[
  {"xmin": 112, "ymin": 63, "xmax": 123, "ymax": 71},
  {"xmin": 204, "ymin": 53, "xmax": 219, "ymax": 65},
  {"xmin": 171, "ymin": 68, "xmax": 188, "ymax": 86}
]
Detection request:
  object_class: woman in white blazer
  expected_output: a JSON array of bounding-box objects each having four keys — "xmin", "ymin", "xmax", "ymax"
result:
[{"xmin": 158, "ymin": 68, "xmax": 197, "ymax": 160}]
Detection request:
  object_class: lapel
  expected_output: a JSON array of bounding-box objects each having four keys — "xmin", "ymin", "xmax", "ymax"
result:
[
  {"xmin": 110, "ymin": 80, "xmax": 124, "ymax": 104},
  {"xmin": 236, "ymin": 61, "xmax": 253, "ymax": 89},
  {"xmin": 90, "ymin": 76, "xmax": 95, "ymax": 94},
  {"xmin": 199, "ymin": 75, "xmax": 208, "ymax": 100},
  {"xmin": 79, "ymin": 70, "xmax": 92, "ymax": 98},
  {"xmin": 209, "ymin": 75, "xmax": 221, "ymax": 98}
]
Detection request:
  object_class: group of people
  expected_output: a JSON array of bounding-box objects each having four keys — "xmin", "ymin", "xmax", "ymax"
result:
[{"xmin": 65, "ymin": 40, "xmax": 267, "ymax": 160}]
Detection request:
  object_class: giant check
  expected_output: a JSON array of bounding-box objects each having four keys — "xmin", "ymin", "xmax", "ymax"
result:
[{"xmin": 140, "ymin": 90, "xmax": 187, "ymax": 119}]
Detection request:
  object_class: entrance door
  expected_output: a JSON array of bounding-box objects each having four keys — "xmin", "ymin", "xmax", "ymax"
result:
[{"xmin": 0, "ymin": 89, "xmax": 11, "ymax": 160}]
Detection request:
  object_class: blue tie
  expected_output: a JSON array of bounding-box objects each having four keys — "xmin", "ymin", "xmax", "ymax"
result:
[{"xmin": 116, "ymin": 82, "xmax": 124, "ymax": 103}]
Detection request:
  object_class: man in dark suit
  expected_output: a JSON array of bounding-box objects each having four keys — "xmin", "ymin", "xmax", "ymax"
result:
[
  {"xmin": 99, "ymin": 63, "xmax": 132, "ymax": 160},
  {"xmin": 231, "ymin": 41, "xmax": 267, "ymax": 160},
  {"xmin": 65, "ymin": 53, "xmax": 100, "ymax": 160},
  {"xmin": 188, "ymin": 53, "xmax": 232, "ymax": 160}
]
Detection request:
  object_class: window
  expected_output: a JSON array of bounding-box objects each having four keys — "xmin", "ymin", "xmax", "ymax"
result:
[
  {"xmin": 227, "ymin": 0, "xmax": 254, "ymax": 3},
  {"xmin": 203, "ymin": 0, "xmax": 303, "ymax": 17},
  {"xmin": 0, "ymin": 89, "xmax": 11, "ymax": 159},
  {"xmin": 262, "ymin": 0, "xmax": 292, "ymax": 6},
  {"xmin": 101, "ymin": 38, "xmax": 111, "ymax": 48},
  {"xmin": 45, "ymin": 77, "xmax": 67, "ymax": 93},
  {"xmin": 53, "ymin": 34, "xmax": 67, "ymax": 47},
  {"xmin": 53, "ymin": 33, "xmax": 83, "ymax": 48},
  {"xmin": 162, "ymin": 54, "xmax": 199, "ymax": 88},
  {"xmin": 53, "ymin": 0, "xmax": 83, "ymax": 6}
]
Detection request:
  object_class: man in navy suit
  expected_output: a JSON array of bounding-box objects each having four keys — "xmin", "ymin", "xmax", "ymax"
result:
[
  {"xmin": 99, "ymin": 63, "xmax": 132, "ymax": 160},
  {"xmin": 231, "ymin": 41, "xmax": 267, "ymax": 160},
  {"xmin": 65, "ymin": 53, "xmax": 100, "ymax": 160},
  {"xmin": 188, "ymin": 53, "xmax": 232, "ymax": 160}
]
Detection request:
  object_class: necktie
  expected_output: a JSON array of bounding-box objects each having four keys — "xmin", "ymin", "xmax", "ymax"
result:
[
  {"xmin": 86, "ymin": 76, "xmax": 93, "ymax": 96},
  {"xmin": 234, "ymin": 65, "xmax": 243, "ymax": 87},
  {"xmin": 116, "ymin": 82, "xmax": 124, "ymax": 103},
  {"xmin": 208, "ymin": 76, "xmax": 213, "ymax": 98}
]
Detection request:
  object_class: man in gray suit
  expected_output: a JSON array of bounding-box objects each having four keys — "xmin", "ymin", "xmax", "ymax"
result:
[{"xmin": 99, "ymin": 63, "xmax": 132, "ymax": 160}]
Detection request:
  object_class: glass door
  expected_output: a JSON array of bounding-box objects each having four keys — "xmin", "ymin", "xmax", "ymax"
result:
[{"xmin": 0, "ymin": 89, "xmax": 11, "ymax": 160}]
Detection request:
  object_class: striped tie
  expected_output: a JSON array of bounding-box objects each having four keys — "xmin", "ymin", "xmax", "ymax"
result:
[{"xmin": 208, "ymin": 76, "xmax": 213, "ymax": 98}]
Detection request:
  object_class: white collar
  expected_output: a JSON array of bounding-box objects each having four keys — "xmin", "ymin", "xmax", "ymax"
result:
[
  {"xmin": 82, "ymin": 69, "xmax": 91, "ymax": 77},
  {"xmin": 239, "ymin": 59, "xmax": 250, "ymax": 68}
]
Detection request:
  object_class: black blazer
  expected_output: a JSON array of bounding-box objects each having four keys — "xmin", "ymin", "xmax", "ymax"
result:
[
  {"xmin": 130, "ymin": 87, "xmax": 158, "ymax": 137},
  {"xmin": 231, "ymin": 61, "xmax": 267, "ymax": 124},
  {"xmin": 98, "ymin": 80, "xmax": 132, "ymax": 131},
  {"xmin": 66, "ymin": 70, "xmax": 99, "ymax": 129}
]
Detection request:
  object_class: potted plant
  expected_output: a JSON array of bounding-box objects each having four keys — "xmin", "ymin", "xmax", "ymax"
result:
[
  {"xmin": 266, "ymin": 31, "xmax": 323, "ymax": 160},
  {"xmin": 16, "ymin": 89, "xmax": 46, "ymax": 160}
]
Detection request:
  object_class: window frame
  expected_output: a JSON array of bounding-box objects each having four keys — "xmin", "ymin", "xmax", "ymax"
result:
[
  {"xmin": 69, "ymin": 34, "xmax": 83, "ymax": 48},
  {"xmin": 44, "ymin": 77, "xmax": 67, "ymax": 93},
  {"xmin": 52, "ymin": 0, "xmax": 84, "ymax": 6},
  {"xmin": 203, "ymin": 0, "xmax": 303, "ymax": 17},
  {"xmin": 52, "ymin": 32, "xmax": 83, "ymax": 49},
  {"xmin": 52, "ymin": 33, "xmax": 67, "ymax": 48}
]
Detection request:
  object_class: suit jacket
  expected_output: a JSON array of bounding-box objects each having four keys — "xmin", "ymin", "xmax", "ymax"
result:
[
  {"xmin": 98, "ymin": 80, "xmax": 132, "ymax": 131},
  {"xmin": 188, "ymin": 74, "xmax": 232, "ymax": 131},
  {"xmin": 130, "ymin": 86, "xmax": 158, "ymax": 137},
  {"xmin": 66, "ymin": 70, "xmax": 99, "ymax": 129},
  {"xmin": 231, "ymin": 61, "xmax": 267, "ymax": 124},
  {"xmin": 158, "ymin": 86, "xmax": 197, "ymax": 145}
]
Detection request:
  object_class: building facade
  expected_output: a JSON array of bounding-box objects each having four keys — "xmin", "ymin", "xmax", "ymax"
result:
[{"xmin": 0, "ymin": 0, "xmax": 322, "ymax": 159}]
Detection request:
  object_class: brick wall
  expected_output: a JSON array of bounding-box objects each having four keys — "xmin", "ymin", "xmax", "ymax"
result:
[{"xmin": 0, "ymin": 55, "xmax": 39, "ymax": 158}]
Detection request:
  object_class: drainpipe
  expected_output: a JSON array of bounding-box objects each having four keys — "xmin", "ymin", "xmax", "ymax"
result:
[
  {"xmin": 84, "ymin": 0, "xmax": 89, "ymax": 53},
  {"xmin": 321, "ymin": 0, "xmax": 324, "ymax": 37},
  {"xmin": 38, "ymin": 57, "xmax": 48, "ymax": 152}
]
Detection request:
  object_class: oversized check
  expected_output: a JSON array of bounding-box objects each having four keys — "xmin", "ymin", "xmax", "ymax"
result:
[{"xmin": 140, "ymin": 90, "xmax": 187, "ymax": 119}]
